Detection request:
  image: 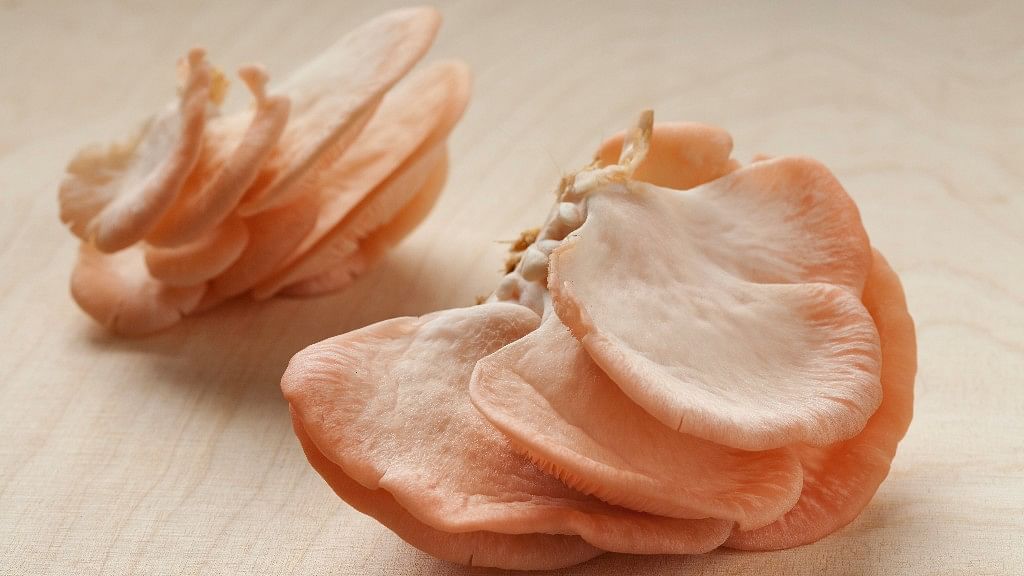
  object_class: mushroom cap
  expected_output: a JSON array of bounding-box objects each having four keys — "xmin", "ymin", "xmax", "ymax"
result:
[
  {"xmin": 595, "ymin": 121, "xmax": 740, "ymax": 189},
  {"xmin": 726, "ymin": 248, "xmax": 916, "ymax": 549},
  {"xmin": 144, "ymin": 216, "xmax": 249, "ymax": 287},
  {"xmin": 282, "ymin": 303, "xmax": 732, "ymax": 555},
  {"xmin": 548, "ymin": 156, "xmax": 880, "ymax": 451},
  {"xmin": 251, "ymin": 141, "xmax": 445, "ymax": 300},
  {"xmin": 146, "ymin": 65, "xmax": 291, "ymax": 247},
  {"xmin": 281, "ymin": 148, "xmax": 449, "ymax": 297},
  {"xmin": 470, "ymin": 314, "xmax": 803, "ymax": 531},
  {"xmin": 291, "ymin": 412, "xmax": 605, "ymax": 570},
  {"xmin": 70, "ymin": 243, "xmax": 205, "ymax": 335},
  {"xmin": 59, "ymin": 49, "xmax": 214, "ymax": 252},
  {"xmin": 236, "ymin": 7, "xmax": 442, "ymax": 215},
  {"xmin": 209, "ymin": 191, "xmax": 320, "ymax": 299},
  {"xmin": 253, "ymin": 60, "xmax": 471, "ymax": 299},
  {"xmin": 298, "ymin": 60, "xmax": 469, "ymax": 257}
]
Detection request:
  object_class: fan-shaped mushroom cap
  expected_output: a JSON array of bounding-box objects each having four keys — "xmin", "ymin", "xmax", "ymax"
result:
[
  {"xmin": 549, "ymin": 157, "xmax": 880, "ymax": 451},
  {"xmin": 252, "ymin": 142, "xmax": 447, "ymax": 300},
  {"xmin": 236, "ymin": 7, "xmax": 442, "ymax": 215},
  {"xmin": 595, "ymin": 121, "xmax": 740, "ymax": 190},
  {"xmin": 70, "ymin": 243, "xmax": 205, "ymax": 335},
  {"xmin": 291, "ymin": 413, "xmax": 604, "ymax": 570},
  {"xmin": 59, "ymin": 49, "xmax": 215, "ymax": 252},
  {"xmin": 144, "ymin": 217, "xmax": 248, "ymax": 287},
  {"xmin": 283, "ymin": 303, "xmax": 732, "ymax": 555},
  {"xmin": 470, "ymin": 314, "xmax": 803, "ymax": 531},
  {"xmin": 296, "ymin": 61, "xmax": 468, "ymax": 257},
  {"xmin": 209, "ymin": 192, "xmax": 319, "ymax": 299},
  {"xmin": 281, "ymin": 149, "xmax": 448, "ymax": 297},
  {"xmin": 727, "ymin": 249, "xmax": 916, "ymax": 549},
  {"xmin": 146, "ymin": 65, "xmax": 291, "ymax": 247},
  {"xmin": 252, "ymin": 60, "xmax": 471, "ymax": 299}
]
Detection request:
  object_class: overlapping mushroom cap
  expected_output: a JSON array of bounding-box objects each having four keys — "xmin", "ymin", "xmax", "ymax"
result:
[
  {"xmin": 283, "ymin": 304, "xmax": 733, "ymax": 565},
  {"xmin": 59, "ymin": 7, "xmax": 470, "ymax": 335},
  {"xmin": 283, "ymin": 113, "xmax": 916, "ymax": 569}
]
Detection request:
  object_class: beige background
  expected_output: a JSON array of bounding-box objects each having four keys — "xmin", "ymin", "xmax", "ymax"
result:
[{"xmin": 2, "ymin": 1, "xmax": 1022, "ymax": 574}]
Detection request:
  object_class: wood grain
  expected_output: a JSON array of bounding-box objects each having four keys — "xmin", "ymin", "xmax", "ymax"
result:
[{"xmin": 1, "ymin": 1, "xmax": 1022, "ymax": 574}]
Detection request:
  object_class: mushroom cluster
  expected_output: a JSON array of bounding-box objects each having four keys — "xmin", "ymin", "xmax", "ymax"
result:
[
  {"xmin": 59, "ymin": 7, "xmax": 469, "ymax": 335},
  {"xmin": 282, "ymin": 113, "xmax": 917, "ymax": 570}
]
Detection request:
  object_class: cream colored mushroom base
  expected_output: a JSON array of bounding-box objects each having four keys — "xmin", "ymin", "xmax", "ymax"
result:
[{"xmin": 283, "ymin": 112, "xmax": 917, "ymax": 569}]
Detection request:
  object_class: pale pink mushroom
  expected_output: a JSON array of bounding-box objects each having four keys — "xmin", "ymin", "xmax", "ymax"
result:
[
  {"xmin": 252, "ymin": 60, "xmax": 471, "ymax": 299},
  {"xmin": 595, "ymin": 121, "xmax": 741, "ymax": 189},
  {"xmin": 70, "ymin": 244, "xmax": 204, "ymax": 335},
  {"xmin": 470, "ymin": 314, "xmax": 803, "ymax": 531},
  {"xmin": 59, "ymin": 49, "xmax": 215, "ymax": 252},
  {"xmin": 60, "ymin": 9, "xmax": 467, "ymax": 335},
  {"xmin": 292, "ymin": 413, "xmax": 605, "ymax": 570},
  {"xmin": 548, "ymin": 156, "xmax": 881, "ymax": 451},
  {"xmin": 252, "ymin": 142, "xmax": 448, "ymax": 299},
  {"xmin": 145, "ymin": 65, "xmax": 291, "ymax": 247},
  {"xmin": 282, "ymin": 148, "xmax": 449, "ymax": 297},
  {"xmin": 727, "ymin": 249, "xmax": 916, "ymax": 549},
  {"xmin": 236, "ymin": 7, "xmax": 442, "ymax": 215},
  {"xmin": 283, "ymin": 114, "xmax": 916, "ymax": 567},
  {"xmin": 209, "ymin": 192, "xmax": 319, "ymax": 299},
  {"xmin": 143, "ymin": 216, "xmax": 248, "ymax": 287},
  {"xmin": 288, "ymin": 60, "xmax": 469, "ymax": 263},
  {"xmin": 283, "ymin": 303, "xmax": 732, "ymax": 556}
]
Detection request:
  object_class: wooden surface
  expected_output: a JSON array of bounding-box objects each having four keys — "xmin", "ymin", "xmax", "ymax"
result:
[{"xmin": 1, "ymin": 1, "xmax": 1022, "ymax": 574}]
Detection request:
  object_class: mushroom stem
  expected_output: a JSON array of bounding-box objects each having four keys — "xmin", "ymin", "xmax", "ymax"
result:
[
  {"xmin": 617, "ymin": 109, "xmax": 653, "ymax": 174},
  {"xmin": 489, "ymin": 111, "xmax": 653, "ymax": 316}
]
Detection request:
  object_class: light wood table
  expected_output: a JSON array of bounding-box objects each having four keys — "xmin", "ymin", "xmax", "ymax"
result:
[{"xmin": 2, "ymin": 1, "xmax": 1022, "ymax": 574}]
